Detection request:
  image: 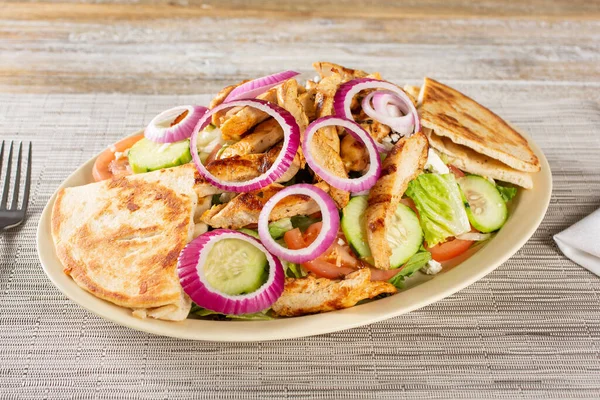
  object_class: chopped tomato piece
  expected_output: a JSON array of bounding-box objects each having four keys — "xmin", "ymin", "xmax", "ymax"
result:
[
  {"xmin": 400, "ymin": 197, "xmax": 419, "ymax": 215},
  {"xmin": 369, "ymin": 267, "xmax": 402, "ymax": 281},
  {"xmin": 426, "ymin": 238, "xmax": 473, "ymax": 262},
  {"xmin": 283, "ymin": 228, "xmax": 305, "ymax": 250},
  {"xmin": 448, "ymin": 165, "xmax": 465, "ymax": 178},
  {"xmin": 303, "ymin": 259, "xmax": 355, "ymax": 280},
  {"xmin": 92, "ymin": 134, "xmax": 144, "ymax": 182},
  {"xmin": 284, "ymin": 222, "xmax": 397, "ymax": 281},
  {"xmin": 303, "ymin": 221, "xmax": 322, "ymax": 246}
]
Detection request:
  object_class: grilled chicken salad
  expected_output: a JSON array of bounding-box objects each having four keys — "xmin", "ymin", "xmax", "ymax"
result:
[{"xmin": 52, "ymin": 62, "xmax": 540, "ymax": 321}]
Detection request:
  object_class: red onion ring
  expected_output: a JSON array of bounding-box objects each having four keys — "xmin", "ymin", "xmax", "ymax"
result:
[
  {"xmin": 177, "ymin": 229, "xmax": 284, "ymax": 315},
  {"xmin": 258, "ymin": 184, "xmax": 339, "ymax": 264},
  {"xmin": 144, "ymin": 105, "xmax": 208, "ymax": 143},
  {"xmin": 190, "ymin": 99, "xmax": 300, "ymax": 192},
  {"xmin": 302, "ymin": 116, "xmax": 381, "ymax": 193},
  {"xmin": 334, "ymin": 78, "xmax": 421, "ymax": 152},
  {"xmin": 224, "ymin": 70, "xmax": 300, "ymax": 102},
  {"xmin": 363, "ymin": 91, "xmax": 415, "ymax": 135}
]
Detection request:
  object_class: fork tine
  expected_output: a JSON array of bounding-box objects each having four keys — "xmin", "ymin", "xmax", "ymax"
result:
[
  {"xmin": 0, "ymin": 141, "xmax": 4, "ymax": 181},
  {"xmin": 0, "ymin": 141, "xmax": 13, "ymax": 209},
  {"xmin": 11, "ymin": 142, "xmax": 23, "ymax": 211},
  {"xmin": 21, "ymin": 142, "xmax": 32, "ymax": 213}
]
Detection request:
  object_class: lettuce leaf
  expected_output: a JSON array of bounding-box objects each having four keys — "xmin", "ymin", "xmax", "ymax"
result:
[
  {"xmin": 284, "ymin": 261, "xmax": 307, "ymax": 279},
  {"xmin": 388, "ymin": 251, "xmax": 432, "ymax": 289},
  {"xmin": 496, "ymin": 185, "xmax": 517, "ymax": 202},
  {"xmin": 406, "ymin": 173, "xmax": 470, "ymax": 246},
  {"xmin": 290, "ymin": 215, "xmax": 320, "ymax": 231},
  {"xmin": 268, "ymin": 218, "xmax": 293, "ymax": 239}
]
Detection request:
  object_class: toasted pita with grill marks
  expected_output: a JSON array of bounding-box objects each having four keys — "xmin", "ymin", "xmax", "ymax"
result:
[
  {"xmin": 51, "ymin": 164, "xmax": 199, "ymax": 321},
  {"xmin": 419, "ymin": 78, "xmax": 540, "ymax": 173},
  {"xmin": 426, "ymin": 130, "xmax": 533, "ymax": 189}
]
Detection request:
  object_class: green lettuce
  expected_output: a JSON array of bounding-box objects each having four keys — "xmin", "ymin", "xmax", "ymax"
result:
[
  {"xmin": 268, "ymin": 218, "xmax": 293, "ymax": 239},
  {"xmin": 238, "ymin": 228, "xmax": 259, "ymax": 239},
  {"xmin": 496, "ymin": 184, "xmax": 517, "ymax": 202},
  {"xmin": 284, "ymin": 261, "xmax": 307, "ymax": 279},
  {"xmin": 290, "ymin": 215, "xmax": 320, "ymax": 231},
  {"xmin": 406, "ymin": 173, "xmax": 470, "ymax": 246},
  {"xmin": 388, "ymin": 250, "xmax": 432, "ymax": 289}
]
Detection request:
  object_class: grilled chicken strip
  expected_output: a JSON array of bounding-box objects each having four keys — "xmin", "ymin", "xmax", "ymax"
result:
[
  {"xmin": 299, "ymin": 88, "xmax": 317, "ymax": 122},
  {"xmin": 209, "ymin": 81, "xmax": 247, "ymax": 127},
  {"xmin": 308, "ymin": 132, "xmax": 350, "ymax": 208},
  {"xmin": 360, "ymin": 119, "xmax": 392, "ymax": 144},
  {"xmin": 206, "ymin": 144, "xmax": 299, "ymax": 184},
  {"xmin": 340, "ymin": 133, "xmax": 369, "ymax": 172},
  {"xmin": 220, "ymin": 118, "xmax": 284, "ymax": 158},
  {"xmin": 312, "ymin": 72, "xmax": 350, "ymax": 208},
  {"xmin": 313, "ymin": 61, "xmax": 370, "ymax": 81},
  {"xmin": 309, "ymin": 63, "xmax": 383, "ymax": 209},
  {"xmin": 201, "ymin": 182, "xmax": 329, "ymax": 229},
  {"xmin": 271, "ymin": 268, "xmax": 397, "ymax": 317},
  {"xmin": 313, "ymin": 73, "xmax": 342, "ymax": 152},
  {"xmin": 403, "ymin": 85, "xmax": 420, "ymax": 106},
  {"xmin": 277, "ymin": 78, "xmax": 309, "ymax": 168},
  {"xmin": 219, "ymin": 88, "xmax": 278, "ymax": 140},
  {"xmin": 366, "ymin": 131, "xmax": 428, "ymax": 270}
]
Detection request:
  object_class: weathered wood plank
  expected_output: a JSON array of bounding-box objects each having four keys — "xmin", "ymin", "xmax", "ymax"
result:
[
  {"xmin": 2, "ymin": 1, "xmax": 600, "ymax": 21},
  {"xmin": 0, "ymin": 1, "xmax": 599, "ymax": 98}
]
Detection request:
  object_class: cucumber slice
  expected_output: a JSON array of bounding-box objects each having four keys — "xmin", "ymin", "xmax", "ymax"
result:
[
  {"xmin": 458, "ymin": 175, "xmax": 507, "ymax": 233},
  {"xmin": 341, "ymin": 196, "xmax": 371, "ymax": 257},
  {"xmin": 203, "ymin": 238, "xmax": 268, "ymax": 296},
  {"xmin": 387, "ymin": 204, "xmax": 423, "ymax": 268},
  {"xmin": 342, "ymin": 196, "xmax": 423, "ymax": 268},
  {"xmin": 128, "ymin": 138, "xmax": 192, "ymax": 173}
]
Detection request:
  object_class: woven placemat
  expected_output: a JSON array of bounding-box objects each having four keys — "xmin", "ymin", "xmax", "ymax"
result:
[{"xmin": 1, "ymin": 93, "xmax": 600, "ymax": 399}]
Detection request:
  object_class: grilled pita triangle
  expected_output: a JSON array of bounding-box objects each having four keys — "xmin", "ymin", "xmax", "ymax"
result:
[
  {"xmin": 51, "ymin": 164, "xmax": 201, "ymax": 321},
  {"xmin": 426, "ymin": 130, "xmax": 533, "ymax": 188},
  {"xmin": 418, "ymin": 78, "xmax": 540, "ymax": 173}
]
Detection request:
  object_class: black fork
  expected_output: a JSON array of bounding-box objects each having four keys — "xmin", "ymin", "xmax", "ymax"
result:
[{"xmin": 0, "ymin": 141, "xmax": 32, "ymax": 230}]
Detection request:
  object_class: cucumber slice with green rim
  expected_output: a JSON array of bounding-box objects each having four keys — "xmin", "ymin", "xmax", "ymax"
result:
[
  {"xmin": 458, "ymin": 175, "xmax": 508, "ymax": 233},
  {"xmin": 203, "ymin": 238, "xmax": 268, "ymax": 295},
  {"xmin": 342, "ymin": 196, "xmax": 423, "ymax": 268},
  {"xmin": 128, "ymin": 137, "xmax": 192, "ymax": 173},
  {"xmin": 388, "ymin": 204, "xmax": 423, "ymax": 268},
  {"xmin": 341, "ymin": 196, "xmax": 371, "ymax": 257}
]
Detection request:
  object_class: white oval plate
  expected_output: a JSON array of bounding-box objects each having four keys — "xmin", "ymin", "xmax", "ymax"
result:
[{"xmin": 37, "ymin": 129, "xmax": 552, "ymax": 341}]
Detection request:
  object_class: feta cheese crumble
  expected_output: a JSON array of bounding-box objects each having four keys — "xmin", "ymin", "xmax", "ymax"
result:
[
  {"xmin": 421, "ymin": 259, "xmax": 443, "ymax": 275},
  {"xmin": 424, "ymin": 149, "xmax": 450, "ymax": 174}
]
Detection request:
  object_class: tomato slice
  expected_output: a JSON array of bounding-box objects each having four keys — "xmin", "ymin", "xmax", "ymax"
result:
[
  {"xmin": 448, "ymin": 165, "xmax": 465, "ymax": 178},
  {"xmin": 303, "ymin": 222, "xmax": 322, "ymax": 246},
  {"xmin": 92, "ymin": 134, "xmax": 144, "ymax": 182},
  {"xmin": 303, "ymin": 259, "xmax": 355, "ymax": 280},
  {"xmin": 400, "ymin": 197, "xmax": 419, "ymax": 215},
  {"xmin": 283, "ymin": 222, "xmax": 399, "ymax": 281},
  {"xmin": 283, "ymin": 228, "xmax": 306, "ymax": 250},
  {"xmin": 426, "ymin": 238, "xmax": 473, "ymax": 262},
  {"xmin": 284, "ymin": 224, "xmax": 356, "ymax": 278}
]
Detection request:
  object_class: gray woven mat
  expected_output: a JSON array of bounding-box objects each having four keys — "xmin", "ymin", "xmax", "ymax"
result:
[{"xmin": 1, "ymin": 93, "xmax": 600, "ymax": 400}]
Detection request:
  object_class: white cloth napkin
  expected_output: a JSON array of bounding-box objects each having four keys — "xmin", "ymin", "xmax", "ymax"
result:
[{"xmin": 554, "ymin": 208, "xmax": 600, "ymax": 276}]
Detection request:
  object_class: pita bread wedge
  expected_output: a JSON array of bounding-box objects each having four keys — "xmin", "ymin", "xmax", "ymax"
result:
[
  {"xmin": 51, "ymin": 164, "xmax": 201, "ymax": 321},
  {"xmin": 419, "ymin": 77, "xmax": 540, "ymax": 173},
  {"xmin": 427, "ymin": 130, "xmax": 533, "ymax": 189}
]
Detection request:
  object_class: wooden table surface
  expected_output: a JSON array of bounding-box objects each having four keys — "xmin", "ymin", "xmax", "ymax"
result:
[{"xmin": 1, "ymin": 0, "xmax": 599, "ymax": 106}]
